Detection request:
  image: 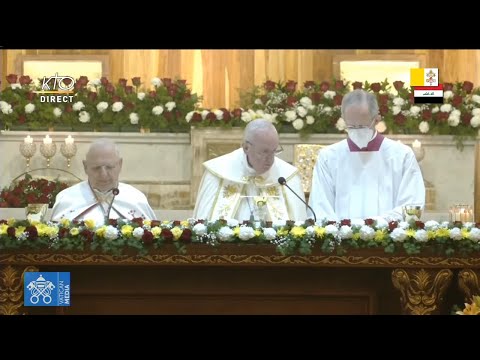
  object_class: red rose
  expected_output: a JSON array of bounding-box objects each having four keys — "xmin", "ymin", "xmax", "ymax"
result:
[
  {"xmin": 286, "ymin": 96, "xmax": 297, "ymax": 107},
  {"xmin": 19, "ymin": 76, "xmax": 32, "ymax": 86},
  {"xmin": 100, "ymin": 77, "xmax": 109, "ymax": 86},
  {"xmin": 394, "ymin": 114, "xmax": 406, "ymax": 125},
  {"xmin": 18, "ymin": 115, "xmax": 26, "ymax": 124},
  {"xmin": 352, "ymin": 81, "xmax": 363, "ymax": 90},
  {"xmin": 379, "ymin": 104, "xmax": 389, "ymax": 116},
  {"xmin": 388, "ymin": 221, "xmax": 398, "ymax": 232},
  {"xmin": 415, "ymin": 221, "xmax": 425, "ymax": 229},
  {"xmin": 88, "ymin": 91, "xmax": 97, "ymax": 102},
  {"xmin": 206, "ymin": 112, "xmax": 216, "ymax": 122},
  {"xmin": 125, "ymin": 86, "xmax": 133, "ymax": 94},
  {"xmin": 162, "ymin": 78, "xmax": 172, "ymax": 87},
  {"xmin": 303, "ymin": 81, "xmax": 315, "ymax": 89},
  {"xmin": 131, "ymin": 217, "xmax": 144, "ymax": 227},
  {"xmin": 232, "ymin": 108, "xmax": 243, "ymax": 118},
  {"xmin": 421, "ymin": 110, "xmax": 432, "ymax": 121},
  {"xmin": 142, "ymin": 230, "xmax": 154, "ymax": 245},
  {"xmin": 106, "ymin": 84, "xmax": 115, "ymax": 94},
  {"xmin": 131, "ymin": 77, "xmax": 141, "ymax": 87},
  {"xmin": 365, "ymin": 218, "xmax": 375, "ymax": 226},
  {"xmin": 108, "ymin": 219, "xmax": 118, "ymax": 227},
  {"xmin": 443, "ymin": 83, "xmax": 453, "ymax": 91},
  {"xmin": 161, "ymin": 228, "xmax": 173, "ymax": 242},
  {"xmin": 78, "ymin": 76, "xmax": 88, "ymax": 86},
  {"xmin": 285, "ymin": 80, "xmax": 297, "ymax": 93},
  {"xmin": 180, "ymin": 228, "xmax": 192, "ymax": 243},
  {"xmin": 340, "ymin": 219, "xmax": 351, "ymax": 226},
  {"xmin": 6, "ymin": 74, "xmax": 18, "ymax": 84},
  {"xmin": 462, "ymin": 113, "xmax": 473, "ymax": 125},
  {"xmin": 151, "ymin": 220, "xmax": 161, "ymax": 227},
  {"xmin": 221, "ymin": 108, "xmax": 231, "ymax": 122},
  {"xmin": 26, "ymin": 225, "xmax": 38, "ymax": 240},
  {"xmin": 149, "ymin": 90, "xmax": 157, "ymax": 98},
  {"xmin": 333, "ymin": 95, "xmax": 343, "ymax": 106},
  {"xmin": 335, "ymin": 80, "xmax": 345, "ymax": 90},
  {"xmin": 378, "ymin": 94, "xmax": 389, "ymax": 106},
  {"xmin": 80, "ymin": 229, "xmax": 94, "ymax": 243},
  {"xmin": 452, "ymin": 95, "xmax": 463, "ymax": 107},
  {"xmin": 118, "ymin": 78, "xmax": 127, "ymax": 87},
  {"xmin": 310, "ymin": 92, "xmax": 322, "ymax": 104},
  {"xmin": 191, "ymin": 113, "xmax": 202, "ymax": 122},
  {"xmin": 112, "ymin": 95, "xmax": 121, "ymax": 102},
  {"xmin": 393, "ymin": 81, "xmax": 404, "ymax": 91},
  {"xmin": 462, "ymin": 81, "xmax": 474, "ymax": 93},
  {"xmin": 370, "ymin": 83, "xmax": 381, "ymax": 93},
  {"xmin": 320, "ymin": 81, "xmax": 330, "ymax": 92},
  {"xmin": 264, "ymin": 80, "xmax": 276, "ymax": 91},
  {"xmin": 7, "ymin": 227, "xmax": 16, "ymax": 238}
]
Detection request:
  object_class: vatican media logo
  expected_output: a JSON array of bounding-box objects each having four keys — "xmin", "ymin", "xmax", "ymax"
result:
[
  {"xmin": 24, "ymin": 272, "xmax": 71, "ymax": 307},
  {"xmin": 34, "ymin": 73, "xmax": 75, "ymax": 103}
]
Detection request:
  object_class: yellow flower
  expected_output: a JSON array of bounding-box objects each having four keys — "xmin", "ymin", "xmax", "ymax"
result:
[
  {"xmin": 180, "ymin": 220, "xmax": 190, "ymax": 228},
  {"xmin": 314, "ymin": 226, "xmax": 325, "ymax": 238},
  {"xmin": 276, "ymin": 228, "xmax": 289, "ymax": 237},
  {"xmin": 352, "ymin": 233, "xmax": 361, "ymax": 241},
  {"xmin": 84, "ymin": 219, "xmax": 95, "ymax": 230},
  {"xmin": 43, "ymin": 225, "xmax": 59, "ymax": 238},
  {"xmin": 96, "ymin": 226, "xmax": 107, "ymax": 237},
  {"xmin": 151, "ymin": 226, "xmax": 162, "ymax": 238},
  {"xmin": 121, "ymin": 225, "xmax": 133, "ymax": 236},
  {"xmin": 69, "ymin": 228, "xmax": 79, "ymax": 236},
  {"xmin": 290, "ymin": 226, "xmax": 306, "ymax": 238},
  {"xmin": 374, "ymin": 229, "xmax": 386, "ymax": 242},
  {"xmin": 426, "ymin": 230, "xmax": 436, "ymax": 240},
  {"xmin": 461, "ymin": 228, "xmax": 470, "ymax": 239},
  {"xmin": 405, "ymin": 229, "xmax": 416, "ymax": 238},
  {"xmin": 0, "ymin": 224, "xmax": 8, "ymax": 235},
  {"xmin": 60, "ymin": 218, "xmax": 71, "ymax": 227},
  {"xmin": 15, "ymin": 226, "xmax": 26, "ymax": 237},
  {"xmin": 435, "ymin": 228, "xmax": 450, "ymax": 238},
  {"xmin": 7, "ymin": 218, "xmax": 15, "ymax": 226},
  {"xmin": 233, "ymin": 226, "xmax": 240, "ymax": 236},
  {"xmin": 144, "ymin": 220, "xmax": 152, "ymax": 227},
  {"xmin": 254, "ymin": 229, "xmax": 261, "ymax": 237},
  {"xmin": 171, "ymin": 227, "xmax": 183, "ymax": 241}
]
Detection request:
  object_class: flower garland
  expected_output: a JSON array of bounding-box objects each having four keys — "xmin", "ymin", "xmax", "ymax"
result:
[{"xmin": 1, "ymin": 217, "xmax": 480, "ymax": 257}]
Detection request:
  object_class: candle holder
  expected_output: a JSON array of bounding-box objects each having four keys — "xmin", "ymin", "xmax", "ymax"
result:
[
  {"xmin": 60, "ymin": 142, "xmax": 77, "ymax": 168},
  {"xmin": 412, "ymin": 146, "xmax": 425, "ymax": 163},
  {"xmin": 40, "ymin": 142, "xmax": 57, "ymax": 168},
  {"xmin": 449, "ymin": 204, "xmax": 474, "ymax": 223},
  {"xmin": 19, "ymin": 142, "xmax": 37, "ymax": 168}
]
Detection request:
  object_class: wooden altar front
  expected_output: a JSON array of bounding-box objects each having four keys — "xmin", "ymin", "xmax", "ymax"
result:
[{"xmin": 1, "ymin": 246, "xmax": 479, "ymax": 315}]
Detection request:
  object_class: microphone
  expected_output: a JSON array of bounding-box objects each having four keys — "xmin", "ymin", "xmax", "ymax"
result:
[
  {"xmin": 106, "ymin": 187, "xmax": 120, "ymax": 222},
  {"xmin": 278, "ymin": 177, "xmax": 317, "ymax": 223}
]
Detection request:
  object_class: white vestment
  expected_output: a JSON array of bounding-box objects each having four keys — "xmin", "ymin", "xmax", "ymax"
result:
[
  {"xmin": 193, "ymin": 148, "xmax": 307, "ymax": 222},
  {"xmin": 50, "ymin": 181, "xmax": 156, "ymax": 226},
  {"xmin": 308, "ymin": 138, "xmax": 425, "ymax": 222}
]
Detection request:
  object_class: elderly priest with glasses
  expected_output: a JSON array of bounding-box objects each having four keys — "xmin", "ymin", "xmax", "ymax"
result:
[{"xmin": 193, "ymin": 119, "xmax": 308, "ymax": 222}]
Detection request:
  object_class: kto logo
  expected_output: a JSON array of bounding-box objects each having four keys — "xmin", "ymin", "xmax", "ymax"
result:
[
  {"xmin": 24, "ymin": 272, "xmax": 71, "ymax": 307},
  {"xmin": 34, "ymin": 73, "xmax": 75, "ymax": 103}
]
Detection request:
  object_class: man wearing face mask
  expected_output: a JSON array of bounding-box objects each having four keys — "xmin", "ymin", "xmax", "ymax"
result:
[{"xmin": 308, "ymin": 89, "xmax": 425, "ymax": 222}]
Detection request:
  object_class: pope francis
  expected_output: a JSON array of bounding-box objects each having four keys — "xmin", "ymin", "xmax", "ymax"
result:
[
  {"xmin": 50, "ymin": 139, "xmax": 156, "ymax": 225},
  {"xmin": 193, "ymin": 119, "xmax": 308, "ymax": 222}
]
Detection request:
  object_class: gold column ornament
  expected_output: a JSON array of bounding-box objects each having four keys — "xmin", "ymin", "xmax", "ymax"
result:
[
  {"xmin": 458, "ymin": 269, "xmax": 480, "ymax": 303},
  {"xmin": 391, "ymin": 268, "xmax": 453, "ymax": 315},
  {"xmin": 0, "ymin": 265, "xmax": 39, "ymax": 315}
]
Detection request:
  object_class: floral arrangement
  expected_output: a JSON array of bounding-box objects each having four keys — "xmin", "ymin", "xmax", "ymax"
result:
[
  {"xmin": 0, "ymin": 74, "xmax": 200, "ymax": 132},
  {"xmin": 454, "ymin": 295, "xmax": 480, "ymax": 315},
  {"xmin": 0, "ymin": 174, "xmax": 69, "ymax": 208},
  {"xmin": 1, "ymin": 216, "xmax": 480, "ymax": 257},
  {"xmin": 187, "ymin": 79, "xmax": 480, "ymax": 149}
]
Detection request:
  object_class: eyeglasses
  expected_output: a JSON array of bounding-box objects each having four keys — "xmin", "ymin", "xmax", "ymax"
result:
[
  {"xmin": 246, "ymin": 141, "xmax": 283, "ymax": 158},
  {"xmin": 345, "ymin": 116, "xmax": 377, "ymax": 130}
]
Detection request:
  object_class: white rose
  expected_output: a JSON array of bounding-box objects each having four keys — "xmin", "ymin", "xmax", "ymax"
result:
[
  {"xmin": 419, "ymin": 121, "xmax": 430, "ymax": 133},
  {"xmin": 254, "ymin": 98, "xmax": 263, "ymax": 105},
  {"xmin": 112, "ymin": 102, "xmax": 124, "ymax": 112},
  {"xmin": 263, "ymin": 228, "xmax": 277, "ymax": 241},
  {"xmin": 470, "ymin": 115, "xmax": 480, "ymax": 128},
  {"xmin": 296, "ymin": 106, "xmax": 307, "ymax": 118},
  {"xmin": 78, "ymin": 111, "xmax": 91, "ymax": 123},
  {"xmin": 468, "ymin": 228, "xmax": 480, "ymax": 242},
  {"xmin": 292, "ymin": 119, "xmax": 304, "ymax": 130},
  {"xmin": 165, "ymin": 101, "xmax": 176, "ymax": 112},
  {"xmin": 409, "ymin": 106, "xmax": 421, "ymax": 116},
  {"xmin": 218, "ymin": 226, "xmax": 234, "ymax": 242},
  {"xmin": 152, "ymin": 105, "xmax": 164, "ymax": 116},
  {"xmin": 440, "ymin": 104, "xmax": 452, "ymax": 113},
  {"xmin": 129, "ymin": 112, "xmax": 139, "ymax": 125},
  {"xmin": 472, "ymin": 108, "xmax": 480, "ymax": 117},
  {"xmin": 306, "ymin": 115, "xmax": 315, "ymax": 125},
  {"xmin": 53, "ymin": 107, "xmax": 62, "ymax": 118},
  {"xmin": 0, "ymin": 102, "xmax": 13, "ymax": 114},
  {"xmin": 88, "ymin": 78, "xmax": 101, "ymax": 87},
  {"xmin": 133, "ymin": 227, "xmax": 144, "ymax": 239},
  {"xmin": 226, "ymin": 218, "xmax": 239, "ymax": 228},
  {"xmin": 390, "ymin": 228, "xmax": 407, "ymax": 242},
  {"xmin": 11, "ymin": 83, "xmax": 21, "ymax": 90},
  {"xmin": 96, "ymin": 102, "xmax": 109, "ymax": 113},
  {"xmin": 393, "ymin": 97, "xmax": 405, "ymax": 106},
  {"xmin": 324, "ymin": 90, "xmax": 336, "ymax": 99},
  {"xmin": 137, "ymin": 92, "xmax": 146, "ymax": 100},
  {"xmin": 414, "ymin": 229, "xmax": 428, "ymax": 242},
  {"xmin": 255, "ymin": 110, "xmax": 265, "ymax": 117},
  {"xmin": 335, "ymin": 117, "xmax": 346, "ymax": 131},
  {"xmin": 185, "ymin": 111, "xmax": 194, "ymax": 123},
  {"xmin": 214, "ymin": 109, "xmax": 223, "ymax": 120},
  {"xmin": 104, "ymin": 225, "xmax": 119, "ymax": 240},
  {"xmin": 24, "ymin": 103, "xmax": 35, "ymax": 114},
  {"xmin": 325, "ymin": 224, "xmax": 338, "ymax": 236},
  {"xmin": 285, "ymin": 110, "xmax": 297, "ymax": 122},
  {"xmin": 238, "ymin": 226, "xmax": 255, "ymax": 241},
  {"xmin": 431, "ymin": 106, "xmax": 439, "ymax": 113},
  {"xmin": 472, "ymin": 95, "xmax": 480, "ymax": 104},
  {"xmin": 449, "ymin": 228, "xmax": 462, "ymax": 241},
  {"xmin": 339, "ymin": 225, "xmax": 353, "ymax": 239},
  {"xmin": 300, "ymin": 97, "xmax": 312, "ymax": 108},
  {"xmin": 322, "ymin": 106, "xmax": 332, "ymax": 114},
  {"xmin": 448, "ymin": 114, "xmax": 460, "ymax": 127},
  {"xmin": 72, "ymin": 101, "xmax": 85, "ymax": 111},
  {"xmin": 151, "ymin": 77, "xmax": 163, "ymax": 87},
  {"xmin": 359, "ymin": 225, "xmax": 375, "ymax": 241},
  {"xmin": 443, "ymin": 90, "xmax": 453, "ymax": 100},
  {"xmin": 193, "ymin": 223, "xmax": 207, "ymax": 236},
  {"xmin": 241, "ymin": 112, "xmax": 252, "ymax": 123}
]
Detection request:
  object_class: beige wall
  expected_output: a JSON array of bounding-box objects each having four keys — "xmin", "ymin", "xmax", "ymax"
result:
[{"xmin": 3, "ymin": 49, "xmax": 480, "ymax": 109}]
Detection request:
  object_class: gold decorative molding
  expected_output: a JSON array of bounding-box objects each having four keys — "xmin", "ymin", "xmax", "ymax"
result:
[
  {"xmin": 391, "ymin": 268, "xmax": 453, "ymax": 315},
  {"xmin": 458, "ymin": 269, "xmax": 480, "ymax": 302},
  {"xmin": 0, "ymin": 265, "xmax": 38, "ymax": 315},
  {"xmin": 2, "ymin": 251, "xmax": 480, "ymax": 268},
  {"xmin": 293, "ymin": 144, "xmax": 324, "ymax": 196}
]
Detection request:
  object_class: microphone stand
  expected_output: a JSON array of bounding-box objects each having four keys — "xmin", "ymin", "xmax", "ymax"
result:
[
  {"xmin": 105, "ymin": 188, "xmax": 120, "ymax": 224},
  {"xmin": 278, "ymin": 177, "xmax": 317, "ymax": 223}
]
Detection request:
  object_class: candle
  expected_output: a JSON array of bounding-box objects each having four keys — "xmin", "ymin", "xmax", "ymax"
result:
[
  {"xmin": 412, "ymin": 139, "xmax": 421, "ymax": 148},
  {"xmin": 24, "ymin": 135, "xmax": 33, "ymax": 144},
  {"xmin": 65, "ymin": 135, "xmax": 74, "ymax": 145},
  {"xmin": 43, "ymin": 135, "xmax": 52, "ymax": 144}
]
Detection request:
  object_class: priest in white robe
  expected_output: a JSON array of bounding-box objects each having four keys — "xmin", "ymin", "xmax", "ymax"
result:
[
  {"xmin": 308, "ymin": 89, "xmax": 425, "ymax": 222},
  {"xmin": 50, "ymin": 139, "xmax": 156, "ymax": 226},
  {"xmin": 193, "ymin": 119, "xmax": 308, "ymax": 222}
]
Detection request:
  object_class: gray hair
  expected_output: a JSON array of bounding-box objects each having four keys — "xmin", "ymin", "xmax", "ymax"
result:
[
  {"xmin": 243, "ymin": 119, "xmax": 278, "ymax": 144},
  {"xmin": 341, "ymin": 89, "xmax": 379, "ymax": 119},
  {"xmin": 85, "ymin": 138, "xmax": 121, "ymax": 159}
]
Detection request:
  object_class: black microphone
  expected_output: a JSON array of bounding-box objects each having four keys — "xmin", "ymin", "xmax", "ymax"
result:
[
  {"xmin": 278, "ymin": 177, "xmax": 317, "ymax": 223},
  {"xmin": 106, "ymin": 187, "xmax": 120, "ymax": 222}
]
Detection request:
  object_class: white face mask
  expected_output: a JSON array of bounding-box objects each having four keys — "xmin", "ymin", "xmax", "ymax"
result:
[{"xmin": 348, "ymin": 128, "xmax": 374, "ymax": 149}]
